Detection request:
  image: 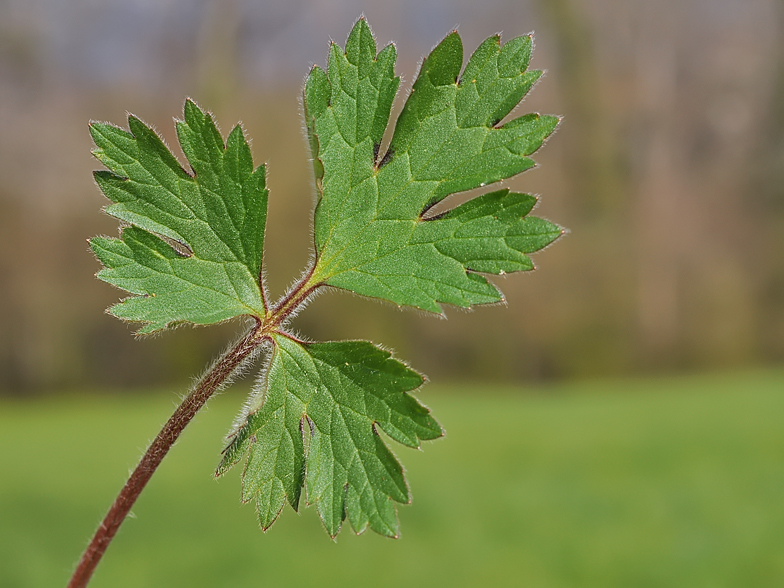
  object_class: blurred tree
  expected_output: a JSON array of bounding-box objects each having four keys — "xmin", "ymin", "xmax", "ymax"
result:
[
  {"xmin": 537, "ymin": 0, "xmax": 622, "ymax": 218},
  {"xmin": 534, "ymin": 0, "xmax": 635, "ymax": 376},
  {"xmin": 750, "ymin": 0, "xmax": 784, "ymax": 362},
  {"xmin": 196, "ymin": 0, "xmax": 241, "ymax": 111}
]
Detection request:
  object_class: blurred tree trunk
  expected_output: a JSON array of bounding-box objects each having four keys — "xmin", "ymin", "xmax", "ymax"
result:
[
  {"xmin": 630, "ymin": 4, "xmax": 684, "ymax": 365},
  {"xmin": 751, "ymin": 0, "xmax": 784, "ymax": 362},
  {"xmin": 535, "ymin": 0, "xmax": 635, "ymax": 376},
  {"xmin": 536, "ymin": 0, "xmax": 622, "ymax": 219},
  {"xmin": 196, "ymin": 0, "xmax": 241, "ymax": 111}
]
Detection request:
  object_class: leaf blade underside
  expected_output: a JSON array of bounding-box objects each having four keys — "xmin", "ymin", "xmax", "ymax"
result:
[
  {"xmin": 218, "ymin": 334, "xmax": 442, "ymax": 537},
  {"xmin": 305, "ymin": 18, "xmax": 564, "ymax": 313},
  {"xmin": 89, "ymin": 100, "xmax": 268, "ymax": 333}
]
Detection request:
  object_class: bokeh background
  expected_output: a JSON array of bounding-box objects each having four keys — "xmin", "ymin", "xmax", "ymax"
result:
[{"xmin": 1, "ymin": 0, "xmax": 783, "ymax": 586}]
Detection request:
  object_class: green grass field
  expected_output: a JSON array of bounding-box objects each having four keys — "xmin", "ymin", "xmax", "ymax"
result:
[{"xmin": 1, "ymin": 370, "xmax": 783, "ymax": 587}]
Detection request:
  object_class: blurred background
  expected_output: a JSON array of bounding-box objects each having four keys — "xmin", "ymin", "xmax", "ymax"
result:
[
  {"xmin": 1, "ymin": 0, "xmax": 783, "ymax": 392},
  {"xmin": 1, "ymin": 0, "xmax": 783, "ymax": 586}
]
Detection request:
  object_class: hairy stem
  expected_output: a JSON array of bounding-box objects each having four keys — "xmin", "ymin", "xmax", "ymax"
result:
[
  {"xmin": 267, "ymin": 264, "xmax": 321, "ymax": 328},
  {"xmin": 67, "ymin": 323, "xmax": 263, "ymax": 588},
  {"xmin": 69, "ymin": 263, "xmax": 326, "ymax": 588}
]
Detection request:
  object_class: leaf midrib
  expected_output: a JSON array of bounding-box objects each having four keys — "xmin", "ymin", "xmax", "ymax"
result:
[{"xmin": 275, "ymin": 337, "xmax": 407, "ymax": 505}]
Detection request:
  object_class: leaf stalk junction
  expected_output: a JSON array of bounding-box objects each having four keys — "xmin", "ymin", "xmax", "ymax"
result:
[{"xmin": 67, "ymin": 275, "xmax": 321, "ymax": 588}]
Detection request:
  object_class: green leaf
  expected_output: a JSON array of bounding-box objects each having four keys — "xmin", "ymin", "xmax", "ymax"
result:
[
  {"xmin": 89, "ymin": 17, "xmax": 562, "ymax": 542},
  {"xmin": 305, "ymin": 19, "xmax": 563, "ymax": 313},
  {"xmin": 218, "ymin": 333, "xmax": 442, "ymax": 537},
  {"xmin": 89, "ymin": 99, "xmax": 268, "ymax": 333}
]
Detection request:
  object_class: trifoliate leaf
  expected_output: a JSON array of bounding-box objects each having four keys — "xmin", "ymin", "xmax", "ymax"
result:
[
  {"xmin": 90, "ymin": 17, "xmax": 562, "ymax": 542},
  {"xmin": 89, "ymin": 99, "xmax": 268, "ymax": 333},
  {"xmin": 217, "ymin": 334, "xmax": 442, "ymax": 537},
  {"xmin": 305, "ymin": 18, "xmax": 563, "ymax": 313}
]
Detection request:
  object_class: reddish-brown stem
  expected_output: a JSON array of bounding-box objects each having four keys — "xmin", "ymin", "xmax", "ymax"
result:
[
  {"xmin": 67, "ymin": 324, "xmax": 262, "ymax": 588},
  {"xmin": 68, "ymin": 265, "xmax": 325, "ymax": 588},
  {"xmin": 268, "ymin": 268, "xmax": 320, "ymax": 328}
]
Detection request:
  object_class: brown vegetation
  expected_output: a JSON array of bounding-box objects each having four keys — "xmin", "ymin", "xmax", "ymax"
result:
[{"xmin": 0, "ymin": 0, "xmax": 782, "ymax": 393}]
